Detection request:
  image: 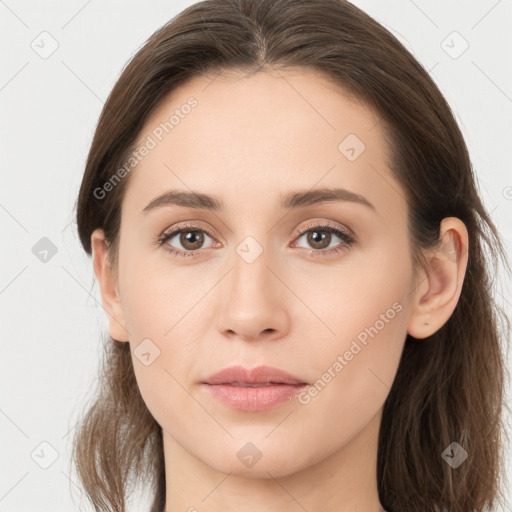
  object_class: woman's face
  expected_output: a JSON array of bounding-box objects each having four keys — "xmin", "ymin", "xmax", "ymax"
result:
[{"xmin": 100, "ymin": 67, "xmax": 420, "ymax": 477}]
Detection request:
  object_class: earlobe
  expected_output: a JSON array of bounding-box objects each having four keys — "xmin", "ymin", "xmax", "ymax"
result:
[
  {"xmin": 91, "ymin": 228, "xmax": 130, "ymax": 343},
  {"xmin": 407, "ymin": 217, "xmax": 469, "ymax": 339}
]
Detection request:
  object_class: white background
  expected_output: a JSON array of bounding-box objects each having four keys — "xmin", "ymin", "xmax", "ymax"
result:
[{"xmin": 1, "ymin": 1, "xmax": 511, "ymax": 510}]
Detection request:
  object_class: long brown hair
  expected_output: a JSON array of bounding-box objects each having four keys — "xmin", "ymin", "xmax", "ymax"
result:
[{"xmin": 72, "ymin": 1, "xmax": 511, "ymax": 510}]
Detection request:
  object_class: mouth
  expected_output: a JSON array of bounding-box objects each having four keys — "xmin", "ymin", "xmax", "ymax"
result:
[{"xmin": 201, "ymin": 365, "xmax": 309, "ymax": 411}]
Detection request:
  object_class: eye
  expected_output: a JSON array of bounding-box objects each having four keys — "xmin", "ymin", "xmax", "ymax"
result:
[
  {"xmin": 156, "ymin": 221, "xmax": 356, "ymax": 259},
  {"xmin": 156, "ymin": 223, "xmax": 217, "ymax": 258},
  {"xmin": 292, "ymin": 222, "xmax": 356, "ymax": 256}
]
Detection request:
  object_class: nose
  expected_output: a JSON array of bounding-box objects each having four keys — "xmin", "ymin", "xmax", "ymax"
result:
[{"xmin": 216, "ymin": 249, "xmax": 290, "ymax": 342}]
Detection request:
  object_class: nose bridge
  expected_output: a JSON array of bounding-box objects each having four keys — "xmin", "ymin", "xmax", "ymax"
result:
[
  {"xmin": 229, "ymin": 237, "xmax": 276, "ymax": 306},
  {"xmin": 216, "ymin": 234, "xmax": 290, "ymax": 340},
  {"xmin": 226, "ymin": 213, "xmax": 293, "ymax": 299}
]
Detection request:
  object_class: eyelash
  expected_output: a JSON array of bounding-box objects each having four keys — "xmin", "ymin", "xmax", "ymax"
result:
[{"xmin": 155, "ymin": 222, "xmax": 356, "ymax": 259}]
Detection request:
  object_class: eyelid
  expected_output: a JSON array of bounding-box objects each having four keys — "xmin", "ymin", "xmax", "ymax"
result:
[
  {"xmin": 159, "ymin": 219, "xmax": 353, "ymax": 243},
  {"xmin": 292, "ymin": 219, "xmax": 355, "ymax": 241},
  {"xmin": 159, "ymin": 221, "xmax": 218, "ymax": 242}
]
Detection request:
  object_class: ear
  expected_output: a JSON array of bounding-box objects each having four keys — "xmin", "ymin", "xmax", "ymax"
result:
[
  {"xmin": 91, "ymin": 228, "xmax": 130, "ymax": 342},
  {"xmin": 407, "ymin": 217, "xmax": 469, "ymax": 339}
]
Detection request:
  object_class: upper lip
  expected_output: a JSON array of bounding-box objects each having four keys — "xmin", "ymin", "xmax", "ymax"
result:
[{"xmin": 202, "ymin": 365, "xmax": 308, "ymax": 385}]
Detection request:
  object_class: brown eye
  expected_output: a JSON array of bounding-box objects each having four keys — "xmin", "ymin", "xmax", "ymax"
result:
[
  {"xmin": 159, "ymin": 227, "xmax": 215, "ymax": 256},
  {"xmin": 306, "ymin": 229, "xmax": 332, "ymax": 250},
  {"xmin": 294, "ymin": 225, "xmax": 354, "ymax": 254},
  {"xmin": 179, "ymin": 230, "xmax": 205, "ymax": 250}
]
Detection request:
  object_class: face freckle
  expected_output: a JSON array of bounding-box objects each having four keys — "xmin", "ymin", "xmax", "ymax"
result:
[{"xmin": 115, "ymin": 67, "xmax": 416, "ymax": 485}]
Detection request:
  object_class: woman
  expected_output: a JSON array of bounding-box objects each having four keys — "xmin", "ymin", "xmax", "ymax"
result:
[{"xmin": 72, "ymin": 0, "xmax": 510, "ymax": 511}]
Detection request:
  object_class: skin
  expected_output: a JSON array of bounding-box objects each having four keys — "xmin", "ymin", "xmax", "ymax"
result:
[{"xmin": 91, "ymin": 67, "xmax": 468, "ymax": 512}]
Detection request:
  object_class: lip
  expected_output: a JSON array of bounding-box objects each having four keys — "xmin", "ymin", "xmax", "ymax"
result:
[
  {"xmin": 203, "ymin": 365, "xmax": 308, "ymax": 385},
  {"xmin": 201, "ymin": 365, "xmax": 309, "ymax": 411}
]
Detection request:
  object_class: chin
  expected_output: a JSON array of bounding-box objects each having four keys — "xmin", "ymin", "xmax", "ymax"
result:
[{"xmin": 200, "ymin": 439, "xmax": 313, "ymax": 479}]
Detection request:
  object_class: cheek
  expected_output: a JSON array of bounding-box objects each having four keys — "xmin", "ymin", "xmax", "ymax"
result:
[
  {"xmin": 119, "ymin": 255, "xmax": 211, "ymax": 424},
  {"xmin": 298, "ymin": 233, "xmax": 413, "ymax": 346},
  {"xmin": 119, "ymin": 248, "xmax": 202, "ymax": 339},
  {"xmin": 294, "ymin": 240, "xmax": 413, "ymax": 415},
  {"xmin": 290, "ymin": 291, "xmax": 409, "ymax": 464}
]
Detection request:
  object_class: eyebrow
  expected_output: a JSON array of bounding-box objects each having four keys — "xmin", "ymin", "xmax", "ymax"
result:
[{"xmin": 141, "ymin": 187, "xmax": 376, "ymax": 214}]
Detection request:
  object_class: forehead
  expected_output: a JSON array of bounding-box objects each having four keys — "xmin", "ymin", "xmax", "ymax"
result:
[
  {"xmin": 136, "ymin": 66, "xmax": 382, "ymax": 155},
  {"xmin": 124, "ymin": 67, "xmax": 404, "ymax": 220}
]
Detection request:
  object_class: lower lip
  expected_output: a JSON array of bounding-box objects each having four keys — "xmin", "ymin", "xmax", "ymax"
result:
[{"xmin": 202, "ymin": 383, "xmax": 309, "ymax": 411}]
